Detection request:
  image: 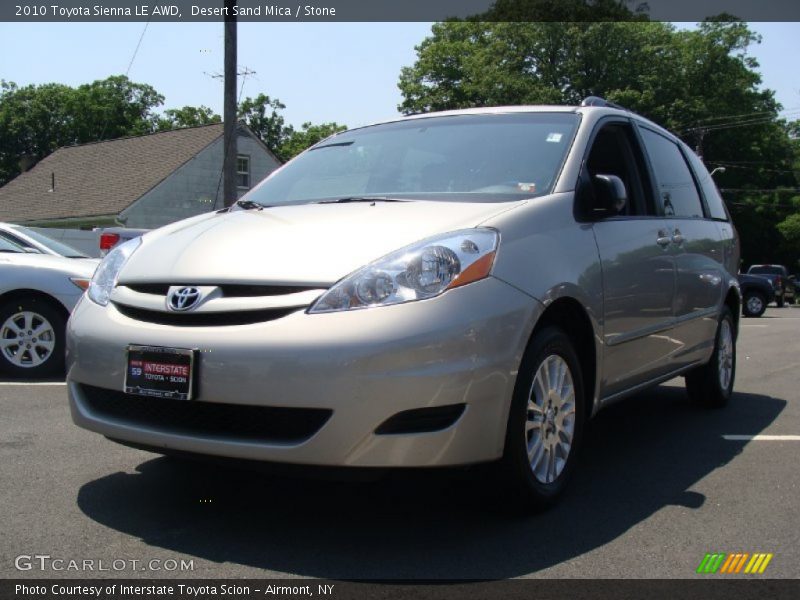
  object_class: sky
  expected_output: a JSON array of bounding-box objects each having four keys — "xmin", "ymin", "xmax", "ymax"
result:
[{"xmin": 0, "ymin": 21, "xmax": 798, "ymax": 130}]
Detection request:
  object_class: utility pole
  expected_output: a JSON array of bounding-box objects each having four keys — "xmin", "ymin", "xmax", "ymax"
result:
[{"xmin": 222, "ymin": 0, "xmax": 237, "ymax": 208}]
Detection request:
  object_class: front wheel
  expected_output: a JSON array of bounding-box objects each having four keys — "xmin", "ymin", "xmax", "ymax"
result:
[
  {"xmin": 0, "ymin": 298, "xmax": 66, "ymax": 378},
  {"xmin": 685, "ymin": 306, "xmax": 736, "ymax": 408},
  {"xmin": 498, "ymin": 326, "xmax": 585, "ymax": 511}
]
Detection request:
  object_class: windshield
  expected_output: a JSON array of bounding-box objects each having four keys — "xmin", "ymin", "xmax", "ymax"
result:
[
  {"xmin": 11, "ymin": 226, "xmax": 88, "ymax": 258},
  {"xmin": 246, "ymin": 112, "xmax": 579, "ymax": 206}
]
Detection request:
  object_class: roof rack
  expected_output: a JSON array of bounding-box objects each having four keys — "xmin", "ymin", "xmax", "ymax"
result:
[{"xmin": 580, "ymin": 96, "xmax": 626, "ymax": 110}]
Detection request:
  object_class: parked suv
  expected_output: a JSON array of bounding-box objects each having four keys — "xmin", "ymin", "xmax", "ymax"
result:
[
  {"xmin": 67, "ymin": 99, "xmax": 740, "ymax": 509},
  {"xmin": 746, "ymin": 265, "xmax": 795, "ymax": 307}
]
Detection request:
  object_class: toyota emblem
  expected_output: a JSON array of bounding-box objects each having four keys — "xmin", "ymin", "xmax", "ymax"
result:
[{"xmin": 167, "ymin": 287, "xmax": 202, "ymax": 312}]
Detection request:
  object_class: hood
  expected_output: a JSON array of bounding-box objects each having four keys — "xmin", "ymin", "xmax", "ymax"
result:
[
  {"xmin": 119, "ymin": 200, "xmax": 522, "ymax": 285},
  {"xmin": 0, "ymin": 252, "xmax": 99, "ymax": 277}
]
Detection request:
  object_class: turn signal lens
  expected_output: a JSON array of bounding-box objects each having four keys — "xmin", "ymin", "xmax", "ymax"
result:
[{"xmin": 69, "ymin": 277, "xmax": 91, "ymax": 291}]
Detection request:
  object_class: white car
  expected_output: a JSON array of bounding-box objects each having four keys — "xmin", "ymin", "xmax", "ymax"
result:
[
  {"xmin": 0, "ymin": 237, "xmax": 98, "ymax": 377},
  {"xmin": 0, "ymin": 222, "xmax": 91, "ymax": 259}
]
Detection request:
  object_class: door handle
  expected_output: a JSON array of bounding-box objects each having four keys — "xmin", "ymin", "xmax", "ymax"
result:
[
  {"xmin": 672, "ymin": 230, "xmax": 684, "ymax": 245},
  {"xmin": 657, "ymin": 230, "xmax": 672, "ymax": 247}
]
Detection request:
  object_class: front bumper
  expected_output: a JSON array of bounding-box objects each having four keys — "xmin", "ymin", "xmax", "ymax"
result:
[{"xmin": 67, "ymin": 277, "xmax": 540, "ymax": 467}]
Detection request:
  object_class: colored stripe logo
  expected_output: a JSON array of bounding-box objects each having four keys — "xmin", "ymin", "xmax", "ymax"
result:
[{"xmin": 697, "ymin": 553, "xmax": 773, "ymax": 574}]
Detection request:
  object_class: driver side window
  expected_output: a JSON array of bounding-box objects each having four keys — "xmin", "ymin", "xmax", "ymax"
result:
[{"xmin": 582, "ymin": 122, "xmax": 655, "ymax": 218}]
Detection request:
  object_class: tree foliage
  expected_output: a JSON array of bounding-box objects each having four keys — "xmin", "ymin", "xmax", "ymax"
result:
[
  {"xmin": 277, "ymin": 121, "xmax": 347, "ymax": 162},
  {"xmin": 0, "ymin": 76, "xmax": 164, "ymax": 185},
  {"xmin": 398, "ymin": 20, "xmax": 800, "ymax": 268},
  {"xmin": 156, "ymin": 105, "xmax": 221, "ymax": 130},
  {"xmin": 237, "ymin": 93, "xmax": 290, "ymax": 155}
]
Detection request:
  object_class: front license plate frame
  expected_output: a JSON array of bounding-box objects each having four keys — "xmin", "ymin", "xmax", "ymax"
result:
[{"xmin": 124, "ymin": 345, "xmax": 196, "ymax": 400}]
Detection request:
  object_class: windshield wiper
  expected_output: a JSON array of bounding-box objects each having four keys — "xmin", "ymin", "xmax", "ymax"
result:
[
  {"xmin": 316, "ymin": 197, "xmax": 407, "ymax": 204},
  {"xmin": 309, "ymin": 141, "xmax": 354, "ymax": 151},
  {"xmin": 235, "ymin": 199, "xmax": 264, "ymax": 211}
]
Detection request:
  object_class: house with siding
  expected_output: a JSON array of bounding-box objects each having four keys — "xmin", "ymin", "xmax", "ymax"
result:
[{"xmin": 0, "ymin": 122, "xmax": 281, "ymax": 229}]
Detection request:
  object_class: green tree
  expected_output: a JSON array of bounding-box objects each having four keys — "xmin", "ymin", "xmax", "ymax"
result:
[
  {"xmin": 71, "ymin": 75, "xmax": 164, "ymax": 141},
  {"xmin": 0, "ymin": 75, "xmax": 164, "ymax": 185},
  {"xmin": 237, "ymin": 94, "xmax": 291, "ymax": 155},
  {"xmin": 777, "ymin": 213, "xmax": 800, "ymax": 248},
  {"xmin": 0, "ymin": 80, "xmax": 78, "ymax": 184},
  {"xmin": 277, "ymin": 121, "xmax": 347, "ymax": 161},
  {"xmin": 156, "ymin": 105, "xmax": 221, "ymax": 130},
  {"xmin": 236, "ymin": 94, "xmax": 348, "ymax": 161}
]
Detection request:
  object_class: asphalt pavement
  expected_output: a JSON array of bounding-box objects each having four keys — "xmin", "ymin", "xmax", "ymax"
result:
[{"xmin": 1, "ymin": 307, "xmax": 798, "ymax": 579}]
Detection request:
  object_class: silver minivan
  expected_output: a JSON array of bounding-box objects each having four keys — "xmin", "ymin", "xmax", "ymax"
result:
[{"xmin": 67, "ymin": 99, "xmax": 740, "ymax": 508}]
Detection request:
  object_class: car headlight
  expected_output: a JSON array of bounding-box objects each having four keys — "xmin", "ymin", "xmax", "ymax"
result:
[
  {"xmin": 309, "ymin": 228, "xmax": 499, "ymax": 314},
  {"xmin": 87, "ymin": 237, "xmax": 142, "ymax": 306}
]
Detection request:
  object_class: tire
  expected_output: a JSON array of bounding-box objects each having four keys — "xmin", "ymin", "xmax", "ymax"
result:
[
  {"xmin": 742, "ymin": 291, "xmax": 767, "ymax": 318},
  {"xmin": 685, "ymin": 306, "xmax": 735, "ymax": 409},
  {"xmin": 777, "ymin": 295, "xmax": 785, "ymax": 308},
  {"xmin": 497, "ymin": 326, "xmax": 585, "ymax": 511},
  {"xmin": 0, "ymin": 297, "xmax": 66, "ymax": 378}
]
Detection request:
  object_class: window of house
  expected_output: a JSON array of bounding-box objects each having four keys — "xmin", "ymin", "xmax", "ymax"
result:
[{"xmin": 237, "ymin": 155, "xmax": 250, "ymax": 189}]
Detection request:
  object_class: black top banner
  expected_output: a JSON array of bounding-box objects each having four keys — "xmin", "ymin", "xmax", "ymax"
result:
[{"xmin": 2, "ymin": 0, "xmax": 800, "ymax": 22}]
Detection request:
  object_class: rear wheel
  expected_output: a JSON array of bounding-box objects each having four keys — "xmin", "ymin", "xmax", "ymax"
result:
[
  {"xmin": 742, "ymin": 291, "xmax": 767, "ymax": 317},
  {"xmin": 685, "ymin": 307, "xmax": 735, "ymax": 408},
  {"xmin": 498, "ymin": 326, "xmax": 585, "ymax": 511},
  {"xmin": 777, "ymin": 295, "xmax": 785, "ymax": 308},
  {"xmin": 0, "ymin": 298, "xmax": 66, "ymax": 378}
]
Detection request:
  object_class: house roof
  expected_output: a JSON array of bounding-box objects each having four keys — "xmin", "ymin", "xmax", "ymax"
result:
[{"xmin": 0, "ymin": 123, "xmax": 233, "ymax": 224}]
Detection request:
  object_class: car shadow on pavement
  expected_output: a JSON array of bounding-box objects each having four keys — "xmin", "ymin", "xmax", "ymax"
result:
[{"xmin": 76, "ymin": 386, "xmax": 784, "ymax": 579}]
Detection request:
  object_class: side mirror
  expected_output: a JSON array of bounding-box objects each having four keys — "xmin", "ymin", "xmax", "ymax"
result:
[{"xmin": 594, "ymin": 174, "xmax": 627, "ymax": 215}]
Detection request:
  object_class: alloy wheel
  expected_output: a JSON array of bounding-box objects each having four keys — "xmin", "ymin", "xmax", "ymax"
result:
[
  {"xmin": 717, "ymin": 320, "xmax": 734, "ymax": 391},
  {"xmin": 0, "ymin": 311, "xmax": 56, "ymax": 368},
  {"xmin": 525, "ymin": 354, "xmax": 577, "ymax": 484}
]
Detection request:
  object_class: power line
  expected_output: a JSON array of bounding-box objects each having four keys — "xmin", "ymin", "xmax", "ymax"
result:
[
  {"xmin": 728, "ymin": 201, "xmax": 800, "ymax": 209},
  {"xmin": 677, "ymin": 109, "xmax": 800, "ymax": 135},
  {"xmin": 708, "ymin": 159, "xmax": 794, "ymax": 166},
  {"xmin": 708, "ymin": 163, "xmax": 800, "ymax": 175},
  {"xmin": 672, "ymin": 105, "xmax": 800, "ymax": 130},
  {"xmin": 720, "ymin": 188, "xmax": 800, "ymax": 193},
  {"xmin": 125, "ymin": 20, "xmax": 151, "ymax": 77}
]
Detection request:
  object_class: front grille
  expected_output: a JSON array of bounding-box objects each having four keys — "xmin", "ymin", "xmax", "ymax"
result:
[
  {"xmin": 80, "ymin": 384, "xmax": 332, "ymax": 444},
  {"xmin": 124, "ymin": 283, "xmax": 320, "ymax": 297},
  {"xmin": 114, "ymin": 304, "xmax": 298, "ymax": 326}
]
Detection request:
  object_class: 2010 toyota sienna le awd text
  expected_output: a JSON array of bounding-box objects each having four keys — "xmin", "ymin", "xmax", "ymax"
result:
[{"xmin": 67, "ymin": 99, "xmax": 740, "ymax": 509}]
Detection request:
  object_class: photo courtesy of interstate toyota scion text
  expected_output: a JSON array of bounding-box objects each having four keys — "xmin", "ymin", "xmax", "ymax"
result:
[{"xmin": 67, "ymin": 98, "xmax": 740, "ymax": 510}]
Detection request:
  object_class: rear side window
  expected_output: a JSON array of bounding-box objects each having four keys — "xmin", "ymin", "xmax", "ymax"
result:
[
  {"xmin": 685, "ymin": 149, "xmax": 729, "ymax": 221},
  {"xmin": 640, "ymin": 128, "xmax": 704, "ymax": 218}
]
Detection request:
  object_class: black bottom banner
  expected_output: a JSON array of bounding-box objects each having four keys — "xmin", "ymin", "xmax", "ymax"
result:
[{"xmin": 3, "ymin": 579, "xmax": 800, "ymax": 600}]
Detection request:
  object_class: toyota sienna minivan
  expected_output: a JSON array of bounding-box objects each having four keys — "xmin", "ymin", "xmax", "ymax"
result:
[{"xmin": 67, "ymin": 98, "xmax": 740, "ymax": 508}]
